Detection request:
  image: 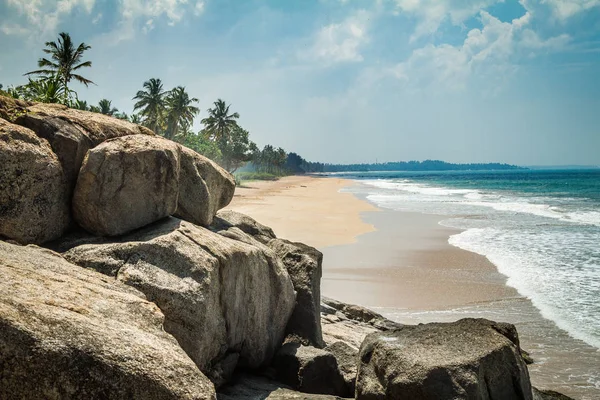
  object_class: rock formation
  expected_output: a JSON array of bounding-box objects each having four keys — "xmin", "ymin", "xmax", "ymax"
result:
[
  {"xmin": 63, "ymin": 217, "xmax": 295, "ymax": 384},
  {"xmin": 355, "ymin": 318, "xmax": 532, "ymax": 400},
  {"xmin": 72, "ymin": 134, "xmax": 181, "ymax": 236},
  {"xmin": 0, "ymin": 241, "xmax": 215, "ymax": 399},
  {"xmin": 0, "ymin": 119, "xmax": 70, "ymax": 244},
  {"xmin": 176, "ymin": 147, "xmax": 236, "ymax": 227}
]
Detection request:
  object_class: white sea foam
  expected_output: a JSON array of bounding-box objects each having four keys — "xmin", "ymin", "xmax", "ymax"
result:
[{"xmin": 358, "ymin": 177, "xmax": 600, "ymax": 350}]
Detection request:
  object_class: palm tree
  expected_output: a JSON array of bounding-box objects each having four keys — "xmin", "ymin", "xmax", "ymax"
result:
[
  {"xmin": 201, "ymin": 99, "xmax": 240, "ymax": 142},
  {"xmin": 130, "ymin": 113, "xmax": 143, "ymax": 124},
  {"xmin": 73, "ymin": 99, "xmax": 89, "ymax": 110},
  {"xmin": 165, "ymin": 86, "xmax": 199, "ymax": 140},
  {"xmin": 23, "ymin": 77, "xmax": 67, "ymax": 104},
  {"xmin": 133, "ymin": 78, "xmax": 167, "ymax": 134},
  {"xmin": 97, "ymin": 99, "xmax": 118, "ymax": 116},
  {"xmin": 24, "ymin": 32, "xmax": 94, "ymax": 98}
]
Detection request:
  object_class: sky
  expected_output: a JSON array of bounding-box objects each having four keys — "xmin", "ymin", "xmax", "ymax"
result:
[{"xmin": 1, "ymin": 0, "xmax": 599, "ymax": 166}]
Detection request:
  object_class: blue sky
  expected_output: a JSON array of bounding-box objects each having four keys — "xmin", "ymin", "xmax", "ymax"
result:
[{"xmin": 1, "ymin": 0, "xmax": 599, "ymax": 166}]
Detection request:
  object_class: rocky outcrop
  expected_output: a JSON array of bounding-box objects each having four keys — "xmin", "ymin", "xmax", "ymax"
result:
[
  {"xmin": 14, "ymin": 102, "xmax": 154, "ymax": 183},
  {"xmin": 72, "ymin": 134, "xmax": 181, "ymax": 236},
  {"xmin": 62, "ymin": 217, "xmax": 295, "ymax": 383},
  {"xmin": 218, "ymin": 374, "xmax": 350, "ymax": 400},
  {"xmin": 0, "ymin": 95, "xmax": 30, "ymax": 121},
  {"xmin": 269, "ymin": 239, "xmax": 324, "ymax": 348},
  {"xmin": 212, "ymin": 210, "xmax": 277, "ymax": 244},
  {"xmin": 272, "ymin": 343, "xmax": 350, "ymax": 397},
  {"xmin": 0, "ymin": 240, "xmax": 215, "ymax": 399},
  {"xmin": 356, "ymin": 318, "xmax": 532, "ymax": 400},
  {"xmin": 532, "ymin": 388, "xmax": 575, "ymax": 400},
  {"xmin": 322, "ymin": 297, "xmax": 402, "ymax": 332},
  {"xmin": 0, "ymin": 119, "xmax": 70, "ymax": 244},
  {"xmin": 324, "ymin": 341, "xmax": 358, "ymax": 396},
  {"xmin": 176, "ymin": 147, "xmax": 236, "ymax": 227}
]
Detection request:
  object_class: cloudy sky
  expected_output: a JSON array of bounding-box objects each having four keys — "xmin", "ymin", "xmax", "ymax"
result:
[{"xmin": 1, "ymin": 0, "xmax": 599, "ymax": 166}]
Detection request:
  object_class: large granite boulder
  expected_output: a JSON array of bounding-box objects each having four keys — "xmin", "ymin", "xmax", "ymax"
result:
[
  {"xmin": 176, "ymin": 147, "xmax": 235, "ymax": 227},
  {"xmin": 218, "ymin": 374, "xmax": 350, "ymax": 400},
  {"xmin": 212, "ymin": 210, "xmax": 277, "ymax": 244},
  {"xmin": 63, "ymin": 217, "xmax": 296, "ymax": 384},
  {"xmin": 272, "ymin": 343, "xmax": 350, "ymax": 397},
  {"xmin": 0, "ymin": 240, "xmax": 215, "ymax": 399},
  {"xmin": 325, "ymin": 341, "xmax": 359, "ymax": 396},
  {"xmin": 72, "ymin": 134, "xmax": 180, "ymax": 236},
  {"xmin": 356, "ymin": 318, "xmax": 532, "ymax": 400},
  {"xmin": 269, "ymin": 239, "xmax": 324, "ymax": 348},
  {"xmin": 0, "ymin": 119, "xmax": 70, "ymax": 244},
  {"xmin": 13, "ymin": 102, "xmax": 154, "ymax": 183}
]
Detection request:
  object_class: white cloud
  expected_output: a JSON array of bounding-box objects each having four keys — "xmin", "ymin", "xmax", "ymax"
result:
[
  {"xmin": 4, "ymin": 0, "xmax": 96, "ymax": 35},
  {"xmin": 305, "ymin": 9, "xmax": 371, "ymax": 64},
  {"xmin": 194, "ymin": 1, "xmax": 206, "ymax": 16},
  {"xmin": 391, "ymin": 10, "xmax": 570, "ymax": 91},
  {"xmin": 0, "ymin": 22, "xmax": 30, "ymax": 36},
  {"xmin": 540, "ymin": 0, "xmax": 600, "ymax": 20},
  {"xmin": 393, "ymin": 0, "xmax": 501, "ymax": 41}
]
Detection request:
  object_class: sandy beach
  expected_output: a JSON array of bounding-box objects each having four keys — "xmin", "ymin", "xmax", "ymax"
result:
[
  {"xmin": 227, "ymin": 175, "xmax": 516, "ymax": 310},
  {"xmin": 226, "ymin": 175, "xmax": 600, "ymax": 399}
]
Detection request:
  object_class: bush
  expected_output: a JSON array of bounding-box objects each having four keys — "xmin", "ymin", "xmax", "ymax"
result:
[{"xmin": 235, "ymin": 172, "xmax": 281, "ymax": 182}]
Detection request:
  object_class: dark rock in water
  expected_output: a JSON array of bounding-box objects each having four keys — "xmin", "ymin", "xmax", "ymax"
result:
[
  {"xmin": 269, "ymin": 239, "xmax": 324, "ymax": 348},
  {"xmin": 176, "ymin": 147, "xmax": 236, "ymax": 227},
  {"xmin": 356, "ymin": 318, "xmax": 532, "ymax": 400},
  {"xmin": 325, "ymin": 341, "xmax": 359, "ymax": 396},
  {"xmin": 0, "ymin": 241, "xmax": 215, "ymax": 399},
  {"xmin": 532, "ymin": 387, "xmax": 576, "ymax": 400},
  {"xmin": 272, "ymin": 343, "xmax": 349, "ymax": 397},
  {"xmin": 11, "ymin": 101, "xmax": 154, "ymax": 185},
  {"xmin": 72, "ymin": 134, "xmax": 180, "ymax": 236},
  {"xmin": 212, "ymin": 210, "xmax": 277, "ymax": 244},
  {"xmin": 62, "ymin": 217, "xmax": 295, "ymax": 384},
  {"xmin": 0, "ymin": 118, "xmax": 70, "ymax": 244},
  {"xmin": 218, "ymin": 373, "xmax": 349, "ymax": 399}
]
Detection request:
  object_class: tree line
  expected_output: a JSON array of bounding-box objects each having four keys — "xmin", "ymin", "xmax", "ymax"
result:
[
  {"xmin": 0, "ymin": 32, "xmax": 304, "ymax": 176},
  {"xmin": 1, "ymin": 32, "xmax": 520, "ymax": 176}
]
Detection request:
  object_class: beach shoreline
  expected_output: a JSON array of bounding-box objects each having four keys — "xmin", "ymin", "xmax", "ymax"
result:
[{"xmin": 226, "ymin": 174, "xmax": 599, "ymax": 399}]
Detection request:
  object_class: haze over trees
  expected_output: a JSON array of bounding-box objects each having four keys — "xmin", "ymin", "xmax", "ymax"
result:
[{"xmin": 1, "ymin": 32, "xmax": 520, "ymax": 177}]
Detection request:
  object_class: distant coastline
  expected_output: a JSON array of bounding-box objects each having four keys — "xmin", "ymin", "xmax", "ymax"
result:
[{"xmin": 286, "ymin": 157, "xmax": 524, "ymax": 173}]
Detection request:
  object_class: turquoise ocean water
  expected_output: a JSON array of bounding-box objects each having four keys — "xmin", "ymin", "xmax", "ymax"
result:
[{"xmin": 332, "ymin": 169, "xmax": 600, "ymax": 350}]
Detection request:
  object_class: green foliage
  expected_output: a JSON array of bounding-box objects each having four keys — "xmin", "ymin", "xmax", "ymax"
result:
[
  {"xmin": 133, "ymin": 78, "xmax": 167, "ymax": 133},
  {"xmin": 97, "ymin": 99, "xmax": 119, "ymax": 116},
  {"xmin": 165, "ymin": 86, "xmax": 199, "ymax": 139},
  {"xmin": 201, "ymin": 99, "xmax": 240, "ymax": 141},
  {"xmin": 235, "ymin": 172, "xmax": 281, "ymax": 181},
  {"xmin": 178, "ymin": 131, "xmax": 222, "ymax": 161},
  {"xmin": 24, "ymin": 32, "xmax": 94, "ymax": 95},
  {"xmin": 217, "ymin": 124, "xmax": 256, "ymax": 173}
]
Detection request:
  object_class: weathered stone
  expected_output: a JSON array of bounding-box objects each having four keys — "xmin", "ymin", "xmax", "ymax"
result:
[
  {"xmin": 0, "ymin": 240, "xmax": 215, "ymax": 400},
  {"xmin": 63, "ymin": 217, "xmax": 295, "ymax": 383},
  {"xmin": 72, "ymin": 134, "xmax": 180, "ymax": 236},
  {"xmin": 356, "ymin": 318, "xmax": 532, "ymax": 400},
  {"xmin": 176, "ymin": 147, "xmax": 235, "ymax": 227},
  {"xmin": 0, "ymin": 119, "xmax": 69, "ymax": 244},
  {"xmin": 532, "ymin": 387, "xmax": 575, "ymax": 400},
  {"xmin": 0, "ymin": 95, "xmax": 30, "ymax": 121},
  {"xmin": 322, "ymin": 297, "xmax": 402, "ymax": 332},
  {"xmin": 212, "ymin": 210, "xmax": 277, "ymax": 244},
  {"xmin": 218, "ymin": 374, "xmax": 350, "ymax": 400},
  {"xmin": 14, "ymin": 102, "xmax": 154, "ymax": 183},
  {"xmin": 272, "ymin": 343, "xmax": 349, "ymax": 397},
  {"xmin": 325, "ymin": 341, "xmax": 358, "ymax": 396},
  {"xmin": 269, "ymin": 239, "xmax": 324, "ymax": 347}
]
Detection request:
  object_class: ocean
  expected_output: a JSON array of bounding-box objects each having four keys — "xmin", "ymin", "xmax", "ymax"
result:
[{"xmin": 330, "ymin": 168, "xmax": 600, "ymax": 397}]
